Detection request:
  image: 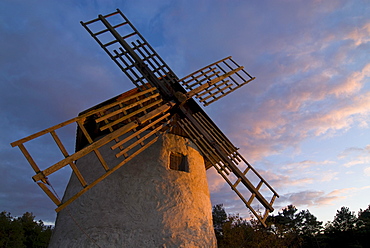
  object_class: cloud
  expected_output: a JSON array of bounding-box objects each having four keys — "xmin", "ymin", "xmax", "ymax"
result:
[
  {"xmin": 364, "ymin": 167, "xmax": 370, "ymax": 177},
  {"xmin": 320, "ymin": 171, "xmax": 339, "ymax": 182},
  {"xmin": 282, "ymin": 160, "xmax": 335, "ymax": 170},
  {"xmin": 278, "ymin": 187, "xmax": 353, "ymax": 208},
  {"xmin": 339, "ymin": 145, "xmax": 370, "ymax": 157},
  {"xmin": 345, "ymin": 22, "xmax": 370, "ymax": 47},
  {"xmin": 343, "ymin": 160, "xmax": 366, "ymax": 167},
  {"xmin": 1, "ymin": 0, "xmax": 369, "ymax": 224},
  {"xmin": 222, "ymin": 62, "xmax": 370, "ymax": 161},
  {"xmin": 338, "ymin": 144, "xmax": 370, "ymax": 167}
]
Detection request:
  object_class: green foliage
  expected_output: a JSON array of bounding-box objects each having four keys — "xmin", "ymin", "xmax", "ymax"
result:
[
  {"xmin": 324, "ymin": 206, "xmax": 361, "ymax": 248},
  {"xmin": 357, "ymin": 205, "xmax": 370, "ymax": 247},
  {"xmin": 0, "ymin": 212, "xmax": 25, "ymax": 248},
  {"xmin": 0, "ymin": 211, "xmax": 52, "ymax": 248},
  {"xmin": 212, "ymin": 204, "xmax": 227, "ymax": 239},
  {"xmin": 212, "ymin": 204, "xmax": 370, "ymax": 248},
  {"xmin": 326, "ymin": 206, "xmax": 357, "ymax": 232}
]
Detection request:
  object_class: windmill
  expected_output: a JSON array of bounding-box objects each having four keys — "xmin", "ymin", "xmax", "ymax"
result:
[{"xmin": 11, "ymin": 9, "xmax": 279, "ymax": 247}]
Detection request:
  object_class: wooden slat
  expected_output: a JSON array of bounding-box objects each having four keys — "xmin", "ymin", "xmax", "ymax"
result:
[
  {"xmin": 49, "ymin": 130, "xmax": 88, "ymax": 186},
  {"xmin": 103, "ymin": 39, "xmax": 119, "ymax": 47},
  {"xmin": 256, "ymin": 180, "xmax": 264, "ymax": 190},
  {"xmin": 95, "ymin": 92, "xmax": 160, "ymax": 123},
  {"xmin": 186, "ymin": 70, "xmax": 220, "ymax": 89},
  {"xmin": 239, "ymin": 154, "xmax": 279, "ymax": 197},
  {"xmin": 178, "ymin": 118, "xmax": 228, "ymax": 174},
  {"xmin": 185, "ymin": 71, "xmax": 223, "ymax": 98},
  {"xmin": 55, "ymin": 136, "xmax": 160, "ymax": 212},
  {"xmin": 233, "ymin": 166, "xmax": 251, "ymax": 187},
  {"xmin": 11, "ymin": 88, "xmax": 157, "ymax": 148},
  {"xmin": 50, "ymin": 131, "xmax": 69, "ymax": 157},
  {"xmin": 262, "ymin": 210, "xmax": 271, "ymax": 222},
  {"xmin": 198, "ymin": 80, "xmax": 232, "ymax": 102},
  {"xmin": 18, "ymin": 144, "xmax": 41, "ymax": 173},
  {"xmin": 77, "ymin": 120, "xmax": 94, "ymax": 144},
  {"xmin": 178, "ymin": 56, "xmax": 231, "ymax": 82},
  {"xmin": 37, "ymin": 182, "xmax": 61, "ymax": 206},
  {"xmin": 207, "ymin": 66, "xmax": 243, "ymax": 87},
  {"xmin": 101, "ymin": 108, "xmax": 120, "ymax": 148},
  {"xmin": 93, "ymin": 150, "xmax": 110, "ymax": 171},
  {"xmin": 83, "ymin": 86, "xmax": 157, "ymax": 119},
  {"xmin": 136, "ymin": 103, "xmax": 173, "ymax": 124},
  {"xmin": 115, "ymin": 122, "xmax": 167, "ymax": 158},
  {"xmin": 111, "ymin": 112, "xmax": 171, "ymax": 150},
  {"xmin": 193, "ymin": 112, "xmax": 236, "ymax": 156},
  {"xmin": 99, "ymin": 99, "xmax": 163, "ymax": 131},
  {"xmin": 122, "ymin": 32, "xmax": 137, "ymax": 40},
  {"xmin": 32, "ymin": 121, "xmax": 138, "ymax": 182},
  {"xmin": 215, "ymin": 166, "xmax": 266, "ymax": 227},
  {"xmin": 11, "ymin": 118, "xmax": 78, "ymax": 147},
  {"xmin": 102, "ymin": 9, "xmax": 120, "ymax": 18},
  {"xmin": 270, "ymin": 194, "xmax": 277, "ymax": 205},
  {"xmin": 181, "ymin": 67, "xmax": 216, "ymax": 88},
  {"xmin": 69, "ymin": 161, "xmax": 88, "ymax": 187},
  {"xmin": 202, "ymin": 78, "xmax": 255, "ymax": 106}
]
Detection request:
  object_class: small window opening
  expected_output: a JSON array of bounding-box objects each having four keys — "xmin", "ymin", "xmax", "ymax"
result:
[{"xmin": 169, "ymin": 152, "xmax": 189, "ymax": 172}]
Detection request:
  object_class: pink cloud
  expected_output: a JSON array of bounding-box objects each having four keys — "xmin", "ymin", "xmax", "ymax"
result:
[
  {"xmin": 345, "ymin": 22, "xmax": 370, "ymax": 46},
  {"xmin": 278, "ymin": 189, "xmax": 346, "ymax": 208},
  {"xmin": 338, "ymin": 144, "xmax": 370, "ymax": 168},
  {"xmin": 330, "ymin": 63, "xmax": 370, "ymax": 97}
]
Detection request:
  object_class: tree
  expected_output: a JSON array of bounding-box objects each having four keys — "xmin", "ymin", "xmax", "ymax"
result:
[
  {"xmin": 268, "ymin": 205, "xmax": 304, "ymax": 247},
  {"xmin": 212, "ymin": 204, "xmax": 303, "ymax": 247},
  {"xmin": 0, "ymin": 211, "xmax": 25, "ymax": 248},
  {"xmin": 324, "ymin": 206, "xmax": 360, "ymax": 248},
  {"xmin": 212, "ymin": 204, "xmax": 227, "ymax": 238},
  {"xmin": 0, "ymin": 211, "xmax": 52, "ymax": 248},
  {"xmin": 267, "ymin": 205, "xmax": 323, "ymax": 248},
  {"xmin": 17, "ymin": 212, "xmax": 52, "ymax": 248},
  {"xmin": 295, "ymin": 210, "xmax": 322, "ymax": 248},
  {"xmin": 330, "ymin": 206, "xmax": 357, "ymax": 232},
  {"xmin": 296, "ymin": 209, "xmax": 323, "ymax": 237},
  {"xmin": 356, "ymin": 205, "xmax": 370, "ymax": 248}
]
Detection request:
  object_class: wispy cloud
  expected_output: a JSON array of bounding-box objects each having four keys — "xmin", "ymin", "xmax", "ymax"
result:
[
  {"xmin": 278, "ymin": 185, "xmax": 370, "ymax": 209},
  {"xmin": 1, "ymin": 0, "xmax": 369, "ymax": 223},
  {"xmin": 338, "ymin": 144, "xmax": 370, "ymax": 167},
  {"xmin": 345, "ymin": 22, "xmax": 370, "ymax": 47},
  {"xmin": 364, "ymin": 167, "xmax": 370, "ymax": 177}
]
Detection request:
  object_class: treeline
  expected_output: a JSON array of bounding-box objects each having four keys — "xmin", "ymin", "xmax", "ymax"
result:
[
  {"xmin": 0, "ymin": 212, "xmax": 52, "ymax": 248},
  {"xmin": 212, "ymin": 204, "xmax": 370, "ymax": 248},
  {"xmin": 2, "ymin": 204, "xmax": 369, "ymax": 247}
]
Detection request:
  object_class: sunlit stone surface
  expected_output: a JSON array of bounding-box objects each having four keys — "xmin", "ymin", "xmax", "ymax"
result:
[{"xmin": 49, "ymin": 133, "xmax": 217, "ymax": 248}]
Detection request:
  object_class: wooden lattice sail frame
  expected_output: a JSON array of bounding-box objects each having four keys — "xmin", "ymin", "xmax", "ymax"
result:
[
  {"xmin": 11, "ymin": 9, "xmax": 279, "ymax": 227},
  {"xmin": 11, "ymin": 86, "xmax": 174, "ymax": 212}
]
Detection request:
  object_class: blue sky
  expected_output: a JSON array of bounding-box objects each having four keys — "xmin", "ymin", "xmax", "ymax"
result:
[{"xmin": 1, "ymin": 0, "xmax": 369, "ymax": 224}]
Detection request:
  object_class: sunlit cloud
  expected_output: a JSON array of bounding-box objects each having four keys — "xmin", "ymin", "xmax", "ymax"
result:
[
  {"xmin": 320, "ymin": 171, "xmax": 339, "ymax": 182},
  {"xmin": 343, "ymin": 160, "xmax": 366, "ymax": 168},
  {"xmin": 345, "ymin": 22, "xmax": 370, "ymax": 47},
  {"xmin": 364, "ymin": 167, "xmax": 370, "ymax": 177},
  {"xmin": 282, "ymin": 160, "xmax": 335, "ymax": 170},
  {"xmin": 278, "ymin": 190, "xmax": 341, "ymax": 208},
  {"xmin": 338, "ymin": 144, "xmax": 370, "ymax": 167},
  {"xmin": 206, "ymin": 168, "xmax": 228, "ymax": 192},
  {"xmin": 278, "ymin": 186, "xmax": 370, "ymax": 208},
  {"xmin": 1, "ymin": 0, "xmax": 369, "ymax": 224}
]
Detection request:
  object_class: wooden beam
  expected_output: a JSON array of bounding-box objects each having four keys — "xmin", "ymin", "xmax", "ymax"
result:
[
  {"xmin": 37, "ymin": 182, "xmax": 61, "ymax": 206},
  {"xmin": 55, "ymin": 136, "xmax": 160, "ymax": 212},
  {"xmin": 32, "ymin": 121, "xmax": 138, "ymax": 182}
]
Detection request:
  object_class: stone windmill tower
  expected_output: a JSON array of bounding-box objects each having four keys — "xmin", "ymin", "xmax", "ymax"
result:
[{"xmin": 11, "ymin": 9, "xmax": 279, "ymax": 247}]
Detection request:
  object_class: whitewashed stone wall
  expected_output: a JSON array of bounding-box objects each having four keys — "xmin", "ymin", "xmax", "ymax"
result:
[{"xmin": 48, "ymin": 133, "xmax": 217, "ymax": 248}]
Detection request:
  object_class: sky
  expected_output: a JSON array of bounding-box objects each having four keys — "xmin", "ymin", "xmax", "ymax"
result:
[{"xmin": 1, "ymin": 0, "xmax": 369, "ymax": 225}]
